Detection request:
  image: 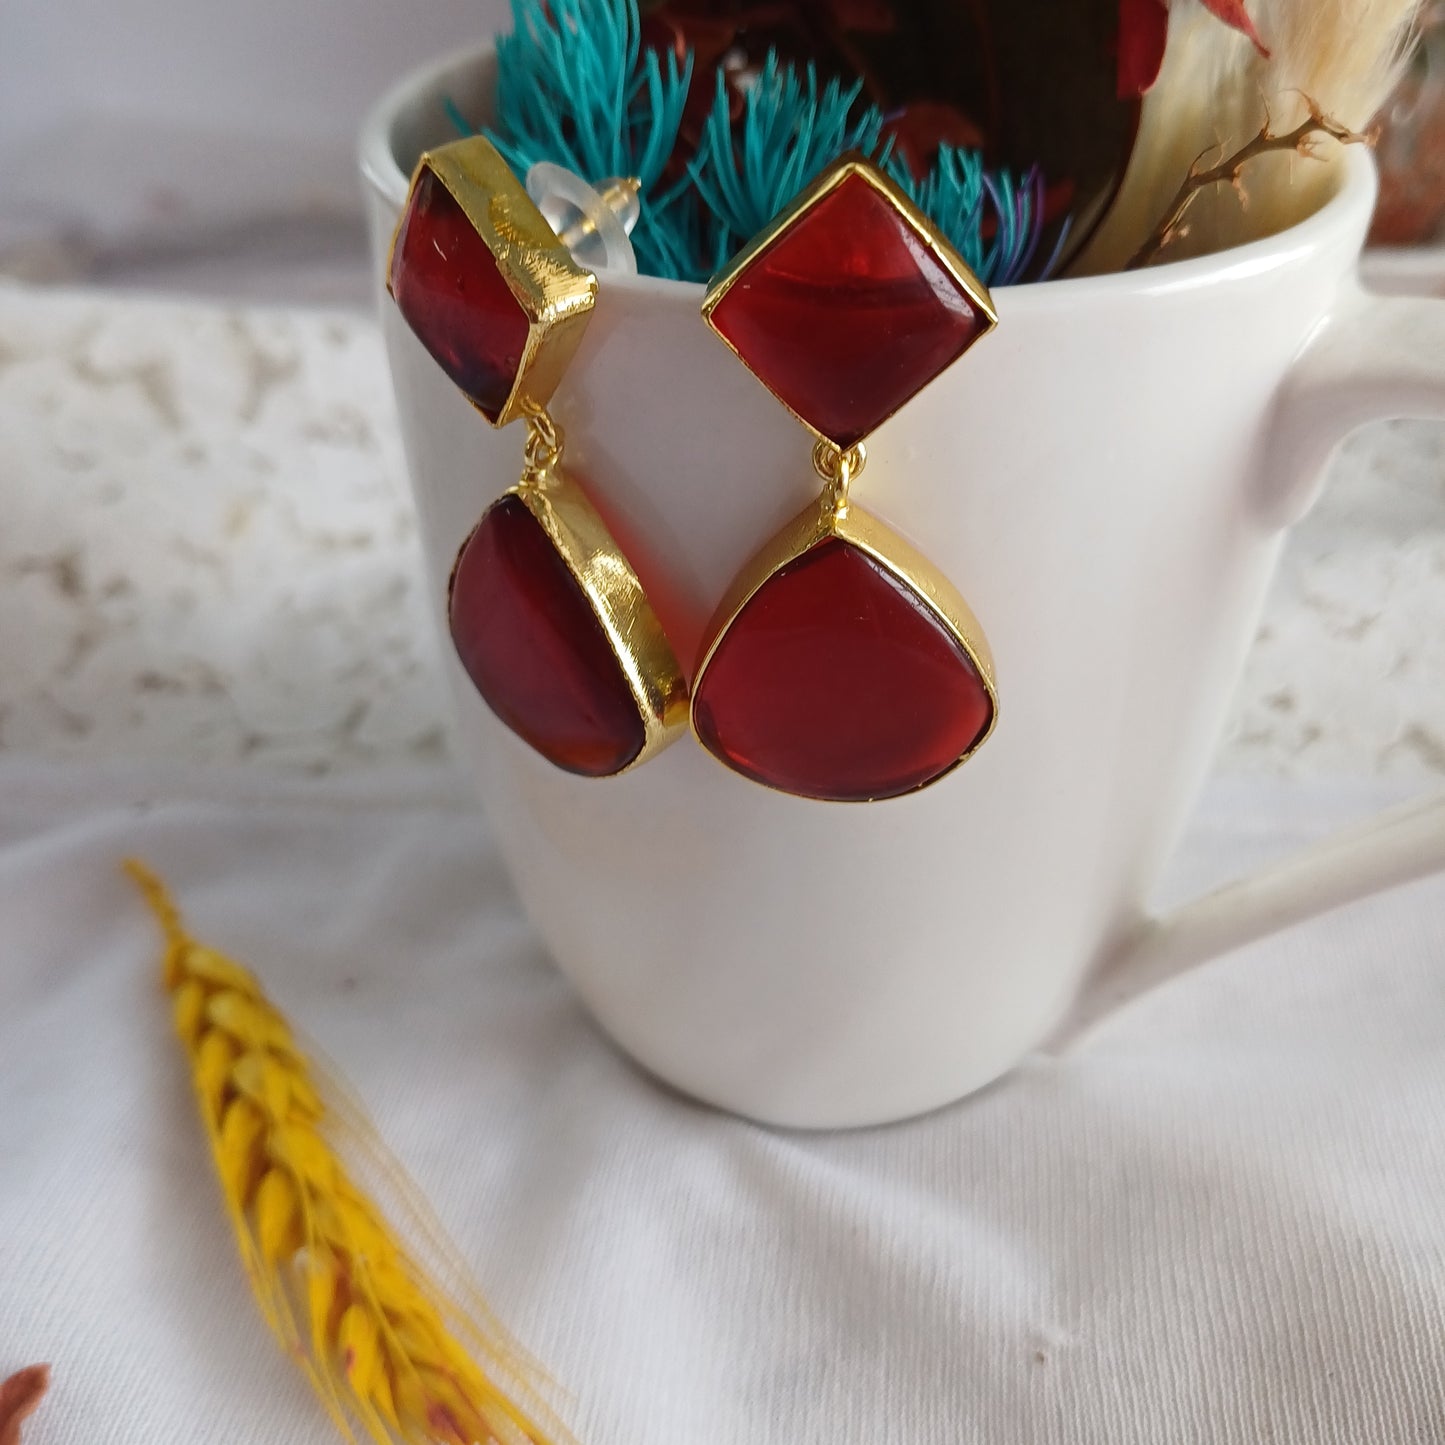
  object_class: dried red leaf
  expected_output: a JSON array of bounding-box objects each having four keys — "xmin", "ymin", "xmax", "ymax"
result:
[
  {"xmin": 1116, "ymin": 0, "xmax": 1269, "ymax": 98},
  {"xmin": 1116, "ymin": 0, "xmax": 1169, "ymax": 98},
  {"xmin": 1198, "ymin": 0, "xmax": 1271, "ymax": 56},
  {"xmin": 0, "ymin": 1366, "xmax": 50, "ymax": 1445},
  {"xmin": 1370, "ymin": 65, "xmax": 1445, "ymax": 244},
  {"xmin": 1041, "ymin": 177, "xmax": 1078, "ymax": 225},
  {"xmin": 825, "ymin": 0, "xmax": 895, "ymax": 31}
]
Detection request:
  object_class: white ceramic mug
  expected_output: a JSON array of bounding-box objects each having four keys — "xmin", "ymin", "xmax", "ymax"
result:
[{"xmin": 361, "ymin": 47, "xmax": 1445, "ymax": 1128}]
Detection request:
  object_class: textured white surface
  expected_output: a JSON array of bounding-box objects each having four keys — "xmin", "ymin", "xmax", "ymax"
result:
[
  {"xmin": 1, "ymin": 760, "xmax": 1444, "ymax": 1445},
  {"xmin": 0, "ymin": 284, "xmax": 447, "ymax": 772},
  {"xmin": 1234, "ymin": 418, "xmax": 1445, "ymax": 776},
  {"xmin": 0, "ymin": 280, "xmax": 1441, "ymax": 779}
]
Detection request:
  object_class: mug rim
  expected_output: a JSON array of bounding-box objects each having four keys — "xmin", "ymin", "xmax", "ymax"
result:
[{"xmin": 358, "ymin": 41, "xmax": 1377, "ymax": 308}]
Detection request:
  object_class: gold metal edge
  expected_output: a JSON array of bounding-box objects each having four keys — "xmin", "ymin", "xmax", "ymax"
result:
[
  {"xmin": 832, "ymin": 504, "xmax": 999, "ymax": 767},
  {"xmin": 424, "ymin": 137, "xmax": 592, "ymax": 319},
  {"xmin": 389, "ymin": 137, "xmax": 599, "ymax": 428},
  {"xmin": 699, "ymin": 152, "xmax": 999, "ymax": 451},
  {"xmin": 690, "ymin": 493, "xmax": 836, "ymax": 691},
  {"xmin": 516, "ymin": 477, "xmax": 689, "ymax": 771},
  {"xmin": 700, "ymin": 156, "xmax": 870, "ymax": 450},
  {"xmin": 701, "ymin": 155, "xmax": 864, "ymax": 320},
  {"xmin": 690, "ymin": 490, "xmax": 998, "ymax": 799},
  {"xmin": 495, "ymin": 303, "xmax": 594, "ymax": 428},
  {"xmin": 429, "ymin": 138, "xmax": 598, "ymax": 427},
  {"xmin": 848, "ymin": 162, "xmax": 999, "ymax": 333}
]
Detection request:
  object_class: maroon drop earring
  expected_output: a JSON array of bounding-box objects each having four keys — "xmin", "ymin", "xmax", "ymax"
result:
[
  {"xmin": 387, "ymin": 135, "xmax": 688, "ymax": 778},
  {"xmin": 691, "ymin": 152, "xmax": 1000, "ymax": 802}
]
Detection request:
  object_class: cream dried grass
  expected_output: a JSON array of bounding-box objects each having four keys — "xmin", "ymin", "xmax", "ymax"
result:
[
  {"xmin": 1077, "ymin": 0, "xmax": 1424, "ymax": 272},
  {"xmin": 127, "ymin": 860, "xmax": 572, "ymax": 1445}
]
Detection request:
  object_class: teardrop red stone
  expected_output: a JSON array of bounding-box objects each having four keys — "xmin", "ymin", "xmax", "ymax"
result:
[
  {"xmin": 693, "ymin": 537, "xmax": 993, "ymax": 801},
  {"xmin": 449, "ymin": 494, "xmax": 646, "ymax": 777},
  {"xmin": 707, "ymin": 171, "xmax": 990, "ymax": 449},
  {"xmin": 389, "ymin": 169, "xmax": 531, "ymax": 423}
]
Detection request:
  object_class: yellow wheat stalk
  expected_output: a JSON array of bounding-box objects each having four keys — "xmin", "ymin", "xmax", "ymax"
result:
[{"xmin": 126, "ymin": 860, "xmax": 572, "ymax": 1445}]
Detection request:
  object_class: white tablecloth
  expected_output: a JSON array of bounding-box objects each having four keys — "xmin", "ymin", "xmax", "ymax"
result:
[{"xmin": 3, "ymin": 758, "xmax": 1444, "ymax": 1445}]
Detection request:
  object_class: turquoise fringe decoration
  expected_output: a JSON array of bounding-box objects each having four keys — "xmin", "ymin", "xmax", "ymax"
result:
[
  {"xmin": 483, "ymin": 0, "xmax": 696, "ymax": 279},
  {"xmin": 885, "ymin": 144, "xmax": 988, "ymax": 274},
  {"xmin": 466, "ymin": 0, "xmax": 1057, "ymax": 286},
  {"xmin": 689, "ymin": 56, "xmax": 887, "ymax": 273}
]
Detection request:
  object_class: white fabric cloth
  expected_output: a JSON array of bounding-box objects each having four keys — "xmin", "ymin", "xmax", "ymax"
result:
[{"xmin": 3, "ymin": 758, "xmax": 1445, "ymax": 1445}]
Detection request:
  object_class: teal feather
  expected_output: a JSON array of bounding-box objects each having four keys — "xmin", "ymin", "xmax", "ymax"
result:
[
  {"xmin": 693, "ymin": 57, "xmax": 1051, "ymax": 286},
  {"xmin": 462, "ymin": 0, "xmax": 1059, "ymax": 286},
  {"xmin": 689, "ymin": 55, "xmax": 889, "ymax": 252},
  {"xmin": 883, "ymin": 145, "xmax": 987, "ymax": 274},
  {"xmin": 480, "ymin": 0, "xmax": 694, "ymax": 278}
]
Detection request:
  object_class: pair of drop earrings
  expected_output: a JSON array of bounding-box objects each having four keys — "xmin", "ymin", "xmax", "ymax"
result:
[{"xmin": 388, "ymin": 135, "xmax": 999, "ymax": 803}]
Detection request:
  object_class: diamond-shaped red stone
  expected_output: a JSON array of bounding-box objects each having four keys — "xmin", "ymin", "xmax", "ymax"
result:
[
  {"xmin": 693, "ymin": 536, "xmax": 992, "ymax": 801},
  {"xmin": 450, "ymin": 494, "xmax": 645, "ymax": 776},
  {"xmin": 708, "ymin": 171, "xmax": 989, "ymax": 449},
  {"xmin": 390, "ymin": 169, "xmax": 531, "ymax": 423}
]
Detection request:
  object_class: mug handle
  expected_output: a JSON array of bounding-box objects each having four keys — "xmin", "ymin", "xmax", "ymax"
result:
[{"xmin": 1061, "ymin": 284, "xmax": 1445, "ymax": 1043}]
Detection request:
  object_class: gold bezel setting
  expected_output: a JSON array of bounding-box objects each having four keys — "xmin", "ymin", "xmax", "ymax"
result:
[
  {"xmin": 693, "ymin": 152, "xmax": 1003, "ymax": 802},
  {"xmin": 448, "ymin": 469, "xmax": 689, "ymax": 774},
  {"xmin": 692, "ymin": 491, "xmax": 998, "ymax": 801},
  {"xmin": 700, "ymin": 152, "xmax": 1000, "ymax": 452},
  {"xmin": 387, "ymin": 135, "xmax": 598, "ymax": 428}
]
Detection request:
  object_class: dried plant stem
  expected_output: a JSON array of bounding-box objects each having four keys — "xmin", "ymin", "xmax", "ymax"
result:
[
  {"xmin": 1126, "ymin": 102, "xmax": 1370, "ymax": 269},
  {"xmin": 126, "ymin": 861, "xmax": 569, "ymax": 1445}
]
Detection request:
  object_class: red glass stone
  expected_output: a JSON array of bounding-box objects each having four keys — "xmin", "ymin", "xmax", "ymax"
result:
[
  {"xmin": 449, "ymin": 494, "xmax": 645, "ymax": 776},
  {"xmin": 390, "ymin": 169, "xmax": 531, "ymax": 423},
  {"xmin": 708, "ymin": 171, "xmax": 989, "ymax": 449},
  {"xmin": 693, "ymin": 536, "xmax": 992, "ymax": 801}
]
